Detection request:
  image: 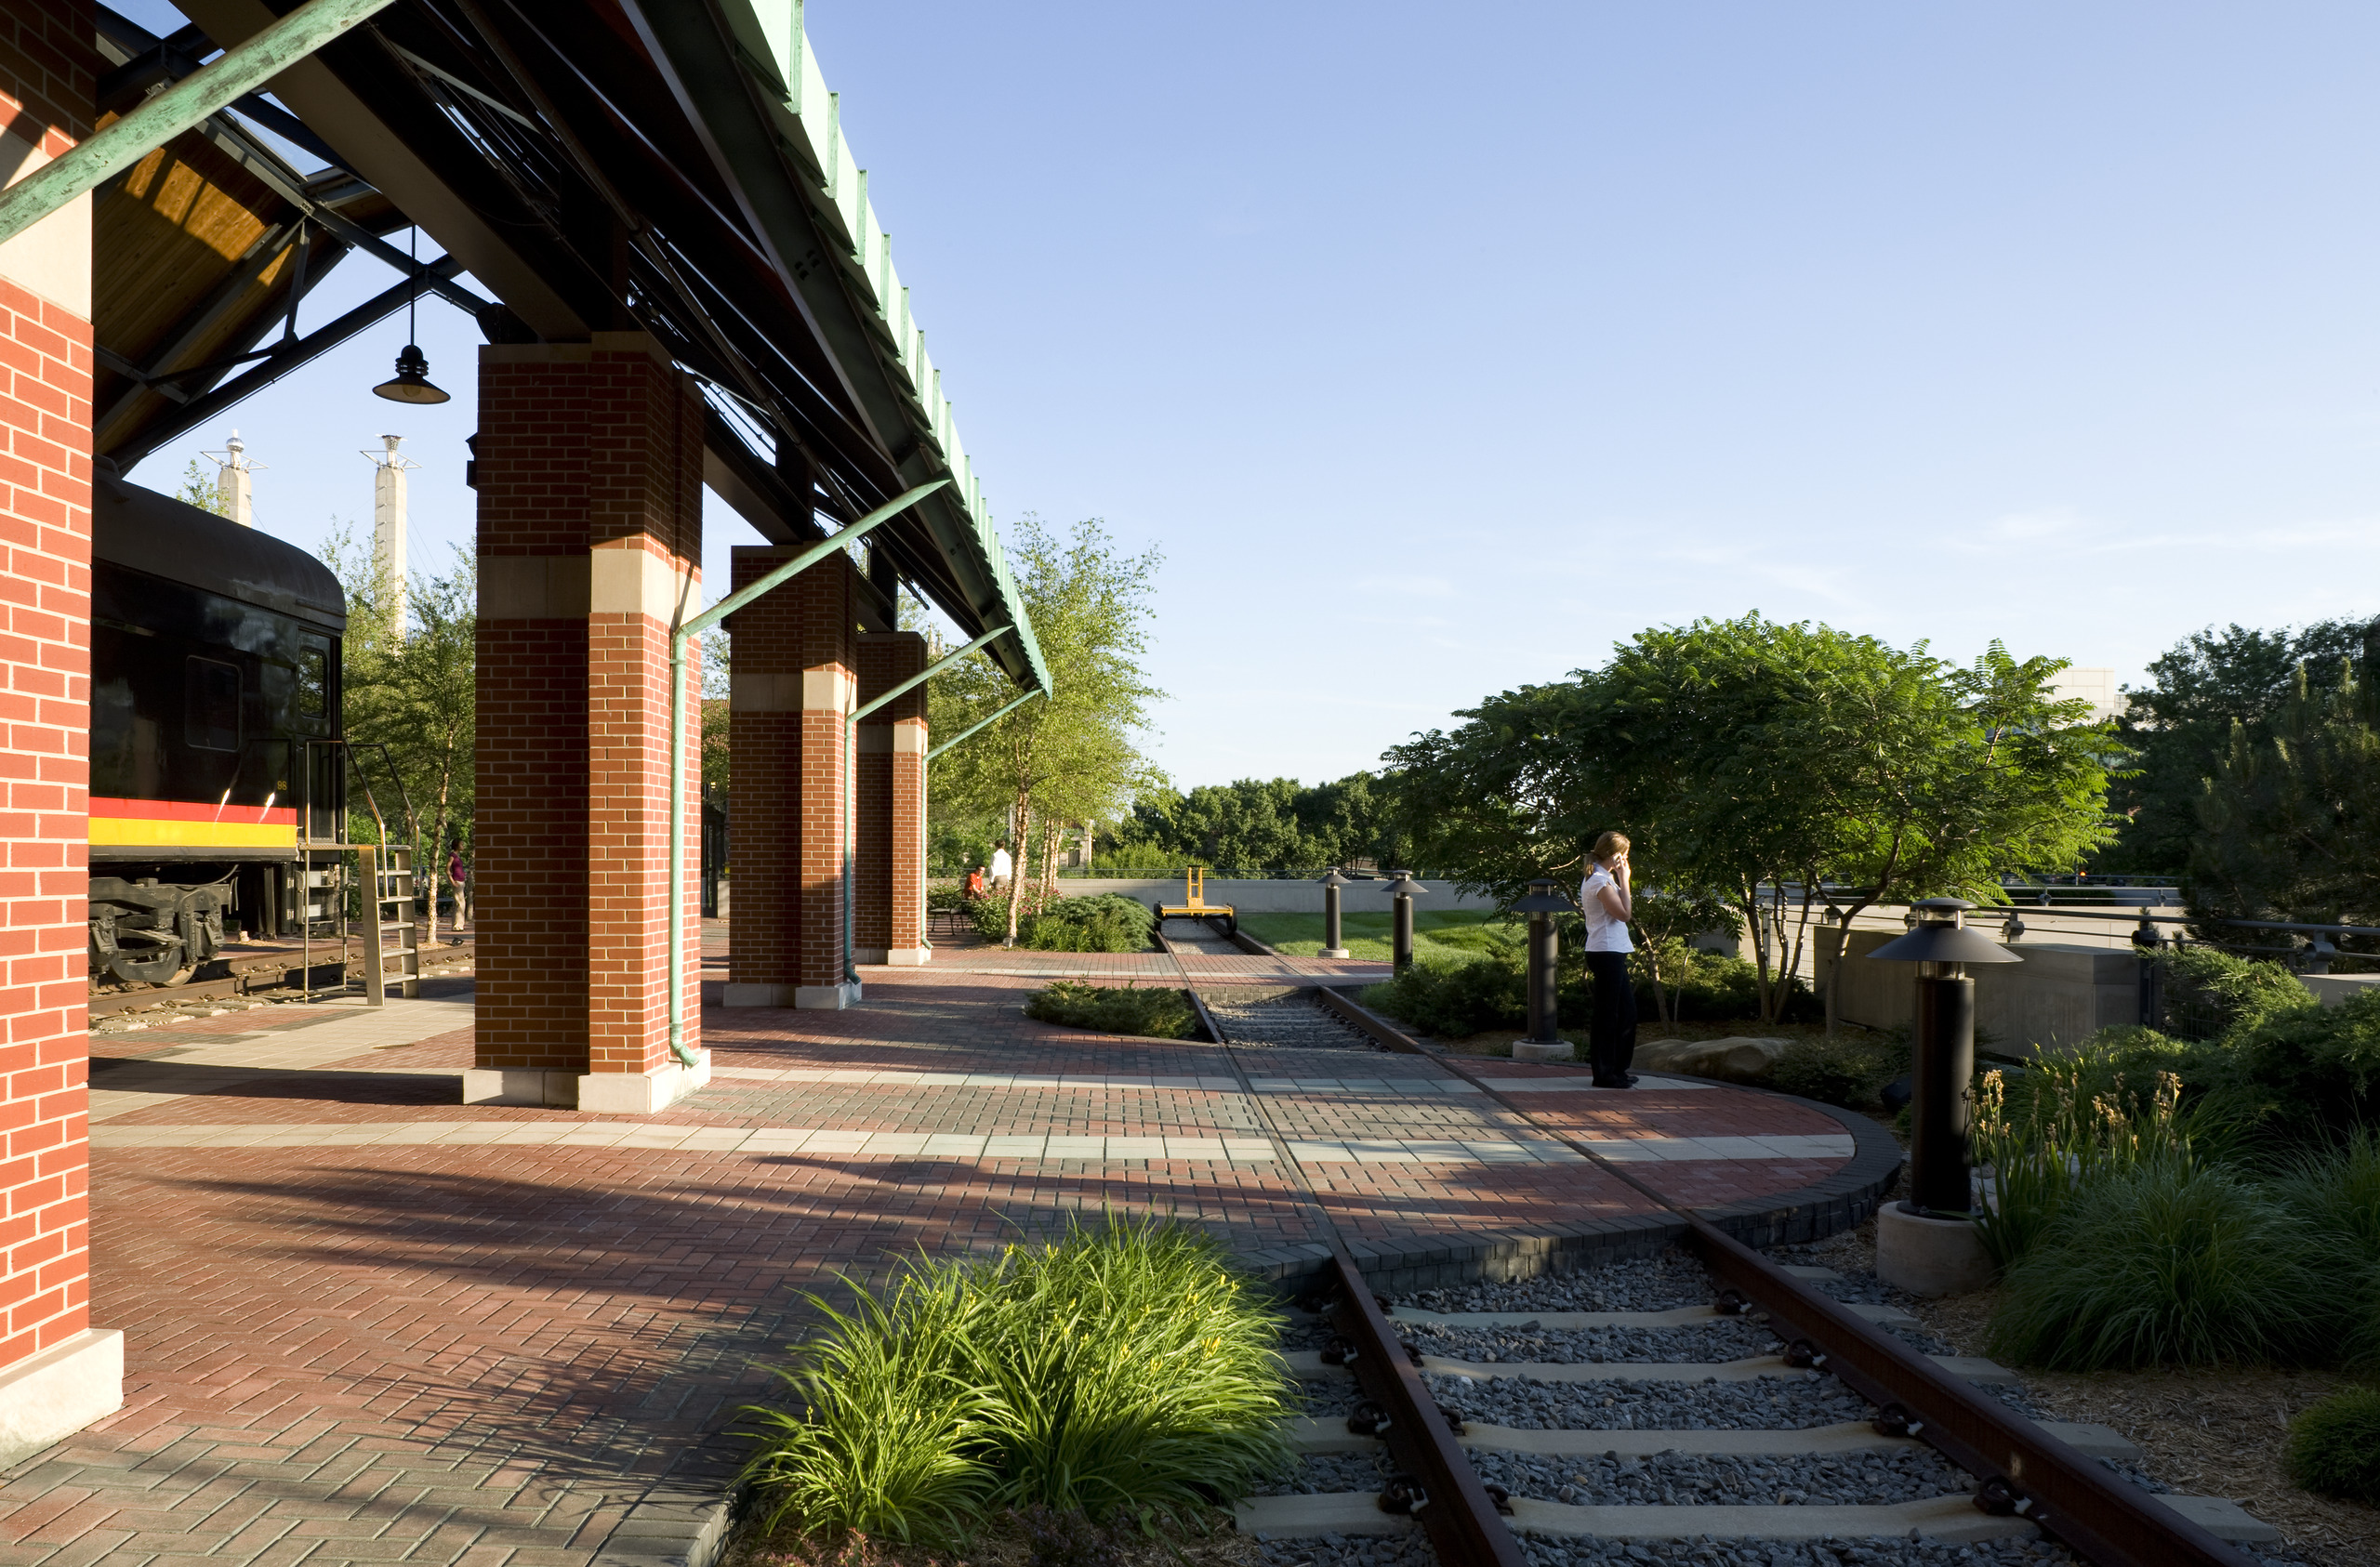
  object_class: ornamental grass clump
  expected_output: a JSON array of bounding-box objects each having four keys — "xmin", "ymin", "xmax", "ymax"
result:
[
  {"xmin": 968, "ymin": 1215, "xmax": 1294, "ymax": 1521},
  {"xmin": 1985, "ymin": 1157, "xmax": 2340, "ymax": 1372},
  {"xmin": 1022, "ymin": 981, "xmax": 1195, "ymax": 1039},
  {"xmin": 738, "ymin": 1215, "xmax": 1293, "ymax": 1547},
  {"xmin": 2284, "ymin": 1385, "xmax": 2380, "ymax": 1505},
  {"xmin": 738, "ymin": 1262, "xmax": 998, "ymax": 1548}
]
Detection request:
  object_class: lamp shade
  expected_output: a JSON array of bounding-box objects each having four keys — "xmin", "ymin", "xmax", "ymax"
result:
[
  {"xmin": 1512, "ymin": 877, "xmax": 1569, "ymax": 915},
  {"xmin": 373, "ymin": 343, "xmax": 450, "ymax": 404},
  {"xmin": 1866, "ymin": 922, "xmax": 2023, "ymax": 965},
  {"xmin": 1317, "ymin": 868, "xmax": 1348, "ymax": 889}
]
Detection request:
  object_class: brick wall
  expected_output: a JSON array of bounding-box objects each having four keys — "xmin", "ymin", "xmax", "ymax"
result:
[
  {"xmin": 476, "ymin": 336, "xmax": 701, "ymax": 1077},
  {"xmin": 854, "ymin": 633, "xmax": 926, "ymax": 962},
  {"xmin": 0, "ymin": 0, "xmax": 95, "ymax": 1370},
  {"xmin": 727, "ymin": 550, "xmax": 855, "ymax": 999}
]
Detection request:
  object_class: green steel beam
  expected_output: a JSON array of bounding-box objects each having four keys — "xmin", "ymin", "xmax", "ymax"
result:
[
  {"xmin": 927, "ymin": 690, "xmax": 1044, "ymax": 762},
  {"xmin": 0, "ymin": 0, "xmax": 402, "ymax": 247},
  {"xmin": 681, "ymin": 480, "xmax": 946, "ymax": 642},
  {"xmin": 850, "ymin": 623, "xmax": 1008, "ymax": 726},
  {"xmin": 617, "ymin": 0, "xmax": 1054, "ymax": 700}
]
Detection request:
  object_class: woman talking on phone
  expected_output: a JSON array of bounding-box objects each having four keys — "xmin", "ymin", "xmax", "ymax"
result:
[{"xmin": 1580, "ymin": 831, "xmax": 1637, "ymax": 1087}]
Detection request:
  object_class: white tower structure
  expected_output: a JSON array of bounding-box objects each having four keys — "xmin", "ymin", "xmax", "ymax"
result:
[
  {"xmin": 203, "ymin": 428, "xmax": 260, "ymax": 525},
  {"xmin": 363, "ymin": 433, "xmax": 420, "ymax": 635}
]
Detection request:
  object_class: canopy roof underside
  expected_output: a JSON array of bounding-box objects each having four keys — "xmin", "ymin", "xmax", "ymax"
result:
[{"xmin": 86, "ymin": 0, "xmax": 1049, "ymax": 693}]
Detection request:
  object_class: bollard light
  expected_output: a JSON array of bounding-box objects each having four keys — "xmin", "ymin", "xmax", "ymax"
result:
[
  {"xmin": 1386, "ymin": 872, "xmax": 1423, "ymax": 972},
  {"xmin": 1317, "ymin": 868, "xmax": 1351, "ymax": 958},
  {"xmin": 1866, "ymin": 899, "xmax": 2021, "ymax": 1218},
  {"xmin": 1513, "ymin": 878, "xmax": 1570, "ymax": 1053}
]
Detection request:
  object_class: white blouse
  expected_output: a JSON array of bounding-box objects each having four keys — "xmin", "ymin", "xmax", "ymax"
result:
[{"xmin": 1580, "ymin": 866, "xmax": 1634, "ymax": 954}]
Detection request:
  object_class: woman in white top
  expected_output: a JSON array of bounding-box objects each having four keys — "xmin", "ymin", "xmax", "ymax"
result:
[{"xmin": 1580, "ymin": 830, "xmax": 1637, "ymax": 1087}]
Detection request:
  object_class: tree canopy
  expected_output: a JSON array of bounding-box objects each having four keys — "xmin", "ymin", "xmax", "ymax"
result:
[
  {"xmin": 928, "ymin": 516, "xmax": 1165, "ymax": 935},
  {"xmin": 2190, "ymin": 657, "xmax": 2380, "ymax": 943},
  {"xmin": 2105, "ymin": 617, "xmax": 2373, "ymax": 872},
  {"xmin": 1105, "ymin": 772, "xmax": 1408, "ymax": 871},
  {"xmin": 1391, "ymin": 613, "xmax": 2119, "ymax": 1024},
  {"xmin": 321, "ymin": 526, "xmax": 476, "ymax": 939}
]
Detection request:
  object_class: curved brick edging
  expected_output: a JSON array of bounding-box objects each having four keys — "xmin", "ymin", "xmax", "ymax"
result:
[{"xmin": 1237, "ymin": 992, "xmax": 1906, "ymax": 1296}]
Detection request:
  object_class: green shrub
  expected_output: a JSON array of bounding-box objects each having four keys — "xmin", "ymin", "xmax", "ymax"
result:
[
  {"xmin": 1772, "ymin": 1031, "xmax": 1910, "ymax": 1109},
  {"xmin": 739, "ymin": 1215, "xmax": 1291, "ymax": 1544},
  {"xmin": 739, "ymin": 1261, "xmax": 997, "ymax": 1547},
  {"xmin": 967, "ymin": 1214, "xmax": 1293, "ymax": 1519},
  {"xmin": 1378, "ymin": 951, "xmax": 1527, "ymax": 1037},
  {"xmin": 2157, "ymin": 945, "xmax": 2310, "ymax": 1039},
  {"xmin": 967, "ymin": 893, "xmax": 1016, "ymax": 942},
  {"xmin": 2284, "ymin": 1385, "xmax": 2380, "ymax": 1504},
  {"xmin": 1022, "ymin": 894, "xmax": 1156, "ymax": 954},
  {"xmin": 2217, "ymin": 989, "xmax": 2380, "ymax": 1139},
  {"xmin": 1023, "ymin": 981, "xmax": 1196, "ymax": 1039},
  {"xmin": 1986, "ymin": 1157, "xmax": 2343, "ymax": 1370}
]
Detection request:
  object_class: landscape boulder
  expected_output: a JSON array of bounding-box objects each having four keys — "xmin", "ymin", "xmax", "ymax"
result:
[{"xmin": 1634, "ymin": 1035, "xmax": 1792, "ymax": 1086}]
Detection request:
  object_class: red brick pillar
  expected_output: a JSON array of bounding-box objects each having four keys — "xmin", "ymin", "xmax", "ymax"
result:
[
  {"xmin": 0, "ymin": 0, "xmax": 120, "ymax": 1445},
  {"xmin": 855, "ymin": 633, "xmax": 929, "ymax": 967},
  {"xmin": 469, "ymin": 334, "xmax": 707, "ymax": 1110},
  {"xmin": 724, "ymin": 548, "xmax": 859, "ymax": 1008}
]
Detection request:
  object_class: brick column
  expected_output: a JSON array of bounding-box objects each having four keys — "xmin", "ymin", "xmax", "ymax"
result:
[
  {"xmin": 0, "ymin": 0, "xmax": 120, "ymax": 1447},
  {"xmin": 854, "ymin": 632, "xmax": 928, "ymax": 967},
  {"xmin": 469, "ymin": 333, "xmax": 707, "ymax": 1110},
  {"xmin": 724, "ymin": 548, "xmax": 858, "ymax": 1008}
]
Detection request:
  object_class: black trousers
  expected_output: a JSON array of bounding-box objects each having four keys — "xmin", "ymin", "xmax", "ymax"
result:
[{"xmin": 1585, "ymin": 951, "xmax": 1638, "ymax": 1083}]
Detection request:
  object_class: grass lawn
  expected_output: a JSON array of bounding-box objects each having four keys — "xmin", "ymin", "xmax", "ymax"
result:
[{"xmin": 1240, "ymin": 908, "xmax": 1517, "ymax": 962}]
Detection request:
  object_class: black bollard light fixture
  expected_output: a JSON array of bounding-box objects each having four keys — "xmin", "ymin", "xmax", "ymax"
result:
[
  {"xmin": 1513, "ymin": 878, "xmax": 1571, "ymax": 1054},
  {"xmin": 1865, "ymin": 898, "xmax": 2021, "ymax": 1217},
  {"xmin": 1386, "ymin": 872, "xmax": 1423, "ymax": 972},
  {"xmin": 1317, "ymin": 867, "xmax": 1351, "ymax": 959}
]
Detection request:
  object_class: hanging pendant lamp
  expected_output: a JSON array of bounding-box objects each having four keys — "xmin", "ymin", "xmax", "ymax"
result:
[{"xmin": 373, "ymin": 224, "xmax": 450, "ymax": 404}]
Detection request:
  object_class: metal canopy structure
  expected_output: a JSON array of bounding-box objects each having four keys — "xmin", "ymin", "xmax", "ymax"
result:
[{"xmin": 88, "ymin": 0, "xmax": 1048, "ymax": 693}]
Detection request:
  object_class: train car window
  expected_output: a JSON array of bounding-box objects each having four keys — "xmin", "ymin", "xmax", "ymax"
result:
[
  {"xmin": 296, "ymin": 639, "xmax": 329, "ymax": 732},
  {"xmin": 184, "ymin": 657, "xmax": 241, "ymax": 751}
]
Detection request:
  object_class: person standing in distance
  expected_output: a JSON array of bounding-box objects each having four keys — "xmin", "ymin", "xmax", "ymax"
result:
[
  {"xmin": 988, "ymin": 840, "xmax": 1013, "ymax": 889},
  {"xmin": 1580, "ymin": 831, "xmax": 1637, "ymax": 1087}
]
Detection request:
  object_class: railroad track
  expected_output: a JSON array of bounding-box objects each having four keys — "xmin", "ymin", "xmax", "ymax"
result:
[
  {"xmin": 1151, "ymin": 923, "xmax": 2273, "ymax": 1567},
  {"xmin": 89, "ymin": 937, "xmax": 475, "ymax": 1020}
]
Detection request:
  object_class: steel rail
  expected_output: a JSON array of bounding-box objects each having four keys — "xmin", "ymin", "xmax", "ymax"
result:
[
  {"xmin": 1153, "ymin": 929, "xmax": 1527, "ymax": 1567},
  {"xmin": 1308, "ymin": 986, "xmax": 2257, "ymax": 1567}
]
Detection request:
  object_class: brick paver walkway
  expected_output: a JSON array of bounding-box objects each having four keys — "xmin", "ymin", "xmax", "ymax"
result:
[{"xmin": 6, "ymin": 958, "xmax": 1871, "ymax": 1567}]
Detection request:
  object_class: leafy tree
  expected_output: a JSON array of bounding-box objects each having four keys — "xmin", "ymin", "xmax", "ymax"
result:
[
  {"xmin": 176, "ymin": 458, "xmax": 228, "ymax": 518},
  {"xmin": 929, "ymin": 517, "xmax": 1165, "ymax": 941},
  {"xmin": 2189, "ymin": 657, "xmax": 2380, "ymax": 943},
  {"xmin": 1109, "ymin": 772, "xmax": 1411, "ymax": 872},
  {"xmin": 322, "ymin": 526, "xmax": 476, "ymax": 941},
  {"xmin": 1393, "ymin": 614, "xmax": 2118, "ymax": 1027},
  {"xmin": 2107, "ymin": 618, "xmax": 2373, "ymax": 872}
]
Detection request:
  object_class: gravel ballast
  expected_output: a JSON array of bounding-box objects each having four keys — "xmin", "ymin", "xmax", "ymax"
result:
[
  {"xmin": 1425, "ymin": 1370, "xmax": 1871, "ymax": 1431},
  {"xmin": 1401, "ymin": 1319, "xmax": 1778, "ymax": 1365},
  {"xmin": 1397, "ymin": 1254, "xmax": 1715, "ymax": 1315},
  {"xmin": 1470, "ymin": 1444, "xmax": 1971, "ymax": 1507}
]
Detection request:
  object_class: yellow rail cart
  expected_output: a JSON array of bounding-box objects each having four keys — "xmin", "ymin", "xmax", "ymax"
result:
[{"xmin": 1154, "ymin": 867, "xmax": 1236, "ymax": 938}]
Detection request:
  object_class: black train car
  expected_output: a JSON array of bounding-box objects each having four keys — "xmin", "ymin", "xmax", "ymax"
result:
[{"xmin": 88, "ymin": 477, "xmax": 346, "ymax": 983}]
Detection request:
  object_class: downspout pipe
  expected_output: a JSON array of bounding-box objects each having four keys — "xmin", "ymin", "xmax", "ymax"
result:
[
  {"xmin": 665, "ymin": 481, "xmax": 946, "ymax": 1067},
  {"xmin": 0, "ymin": 0, "xmax": 404, "ymax": 246},
  {"xmin": 840, "ymin": 623, "xmax": 1014, "ymax": 987}
]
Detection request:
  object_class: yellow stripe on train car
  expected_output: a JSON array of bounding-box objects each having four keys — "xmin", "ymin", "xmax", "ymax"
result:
[{"xmin": 88, "ymin": 817, "xmax": 298, "ymax": 849}]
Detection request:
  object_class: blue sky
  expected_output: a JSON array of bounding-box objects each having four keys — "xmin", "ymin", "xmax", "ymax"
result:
[{"xmin": 120, "ymin": 2, "xmax": 2380, "ymax": 790}]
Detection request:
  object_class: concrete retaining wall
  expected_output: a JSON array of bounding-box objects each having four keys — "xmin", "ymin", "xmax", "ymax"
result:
[
  {"xmin": 1818, "ymin": 929, "xmax": 2141, "ymax": 1056},
  {"xmin": 1036, "ymin": 877, "xmax": 1505, "ymax": 914},
  {"xmin": 1821, "ymin": 928, "xmax": 2373, "ymax": 1054}
]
